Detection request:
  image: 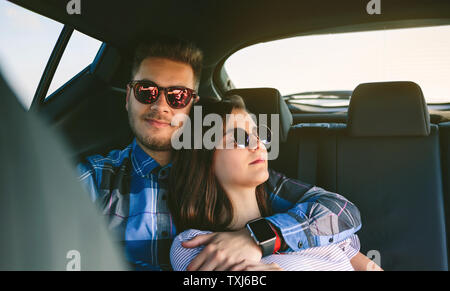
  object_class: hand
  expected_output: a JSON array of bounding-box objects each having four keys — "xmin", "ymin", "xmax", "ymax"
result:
[
  {"xmin": 182, "ymin": 228, "xmax": 262, "ymax": 271},
  {"xmin": 350, "ymin": 252, "xmax": 383, "ymax": 271},
  {"xmin": 230, "ymin": 261, "xmax": 283, "ymax": 271}
]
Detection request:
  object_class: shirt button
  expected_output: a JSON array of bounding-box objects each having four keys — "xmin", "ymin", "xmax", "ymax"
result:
[
  {"xmin": 162, "ymin": 231, "xmax": 168, "ymax": 237},
  {"xmin": 298, "ymin": 241, "xmax": 303, "ymax": 248},
  {"xmin": 329, "ymin": 238, "xmax": 334, "ymax": 243}
]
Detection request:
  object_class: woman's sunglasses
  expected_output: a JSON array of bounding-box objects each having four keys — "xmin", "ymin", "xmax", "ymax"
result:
[
  {"xmin": 231, "ymin": 126, "xmax": 272, "ymax": 149},
  {"xmin": 128, "ymin": 80, "xmax": 197, "ymax": 109}
]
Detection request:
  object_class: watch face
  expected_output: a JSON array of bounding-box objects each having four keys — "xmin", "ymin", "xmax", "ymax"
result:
[{"xmin": 249, "ymin": 219, "xmax": 275, "ymax": 242}]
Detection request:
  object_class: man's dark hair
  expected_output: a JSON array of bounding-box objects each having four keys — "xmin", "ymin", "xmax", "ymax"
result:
[{"xmin": 131, "ymin": 37, "xmax": 204, "ymax": 89}]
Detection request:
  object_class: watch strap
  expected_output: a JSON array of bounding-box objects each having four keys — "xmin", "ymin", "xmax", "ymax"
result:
[
  {"xmin": 260, "ymin": 236, "xmax": 276, "ymax": 257},
  {"xmin": 268, "ymin": 223, "xmax": 281, "ymax": 254}
]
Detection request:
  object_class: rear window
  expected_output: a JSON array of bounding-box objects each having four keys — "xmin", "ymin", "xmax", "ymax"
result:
[
  {"xmin": 0, "ymin": 1, "xmax": 63, "ymax": 109},
  {"xmin": 0, "ymin": 1, "xmax": 101, "ymax": 109},
  {"xmin": 46, "ymin": 30, "xmax": 102, "ymax": 99},
  {"xmin": 224, "ymin": 25, "xmax": 450, "ymax": 109}
]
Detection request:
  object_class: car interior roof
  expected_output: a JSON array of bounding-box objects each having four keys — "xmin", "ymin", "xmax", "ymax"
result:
[{"xmin": 10, "ymin": 0, "xmax": 450, "ymax": 66}]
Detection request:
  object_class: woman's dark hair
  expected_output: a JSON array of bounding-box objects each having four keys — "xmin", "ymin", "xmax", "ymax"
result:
[{"xmin": 168, "ymin": 95, "xmax": 272, "ymax": 233}]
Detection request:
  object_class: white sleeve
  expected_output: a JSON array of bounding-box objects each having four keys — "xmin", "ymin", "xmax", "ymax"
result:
[
  {"xmin": 337, "ymin": 234, "xmax": 361, "ymax": 260},
  {"xmin": 170, "ymin": 229, "xmax": 212, "ymax": 271}
]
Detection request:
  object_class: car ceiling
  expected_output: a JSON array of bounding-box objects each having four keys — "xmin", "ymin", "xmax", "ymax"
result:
[{"xmin": 10, "ymin": 0, "xmax": 450, "ymax": 67}]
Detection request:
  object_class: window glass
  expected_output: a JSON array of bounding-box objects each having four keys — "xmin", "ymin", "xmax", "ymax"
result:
[
  {"xmin": 0, "ymin": 1, "xmax": 63, "ymax": 109},
  {"xmin": 224, "ymin": 25, "xmax": 450, "ymax": 106},
  {"xmin": 46, "ymin": 30, "xmax": 102, "ymax": 98}
]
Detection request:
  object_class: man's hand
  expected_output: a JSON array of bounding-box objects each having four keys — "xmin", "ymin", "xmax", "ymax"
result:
[{"xmin": 182, "ymin": 228, "xmax": 262, "ymax": 271}]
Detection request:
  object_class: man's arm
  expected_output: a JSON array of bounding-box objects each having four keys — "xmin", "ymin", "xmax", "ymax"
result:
[
  {"xmin": 77, "ymin": 162, "xmax": 101, "ymax": 203},
  {"xmin": 174, "ymin": 230, "xmax": 283, "ymax": 271},
  {"xmin": 265, "ymin": 168, "xmax": 362, "ymax": 252},
  {"xmin": 182, "ymin": 168, "xmax": 362, "ymax": 270}
]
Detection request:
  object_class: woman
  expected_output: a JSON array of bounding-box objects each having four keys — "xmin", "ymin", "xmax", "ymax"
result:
[{"xmin": 168, "ymin": 95, "xmax": 381, "ymax": 271}]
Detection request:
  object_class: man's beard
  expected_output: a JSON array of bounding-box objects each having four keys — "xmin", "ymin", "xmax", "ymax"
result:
[{"xmin": 128, "ymin": 111, "xmax": 173, "ymax": 152}]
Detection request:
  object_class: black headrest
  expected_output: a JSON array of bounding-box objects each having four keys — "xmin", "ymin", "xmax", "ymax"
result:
[
  {"xmin": 348, "ymin": 81, "xmax": 430, "ymax": 137},
  {"xmin": 225, "ymin": 88, "xmax": 293, "ymax": 142}
]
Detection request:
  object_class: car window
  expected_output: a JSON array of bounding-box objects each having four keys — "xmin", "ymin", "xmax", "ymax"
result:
[
  {"xmin": 0, "ymin": 1, "xmax": 63, "ymax": 109},
  {"xmin": 224, "ymin": 25, "xmax": 450, "ymax": 107},
  {"xmin": 46, "ymin": 30, "xmax": 102, "ymax": 99}
]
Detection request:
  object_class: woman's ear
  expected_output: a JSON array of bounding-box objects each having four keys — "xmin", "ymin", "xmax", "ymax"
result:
[{"xmin": 193, "ymin": 95, "xmax": 200, "ymax": 104}]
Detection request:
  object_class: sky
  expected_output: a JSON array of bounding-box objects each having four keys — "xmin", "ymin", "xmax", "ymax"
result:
[{"xmin": 1, "ymin": 1, "xmax": 450, "ymax": 108}]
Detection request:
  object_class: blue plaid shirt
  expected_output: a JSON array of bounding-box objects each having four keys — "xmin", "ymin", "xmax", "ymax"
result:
[{"xmin": 78, "ymin": 139, "xmax": 362, "ymax": 270}]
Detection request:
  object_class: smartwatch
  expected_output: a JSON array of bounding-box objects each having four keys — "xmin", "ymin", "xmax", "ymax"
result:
[{"xmin": 246, "ymin": 218, "xmax": 277, "ymax": 257}]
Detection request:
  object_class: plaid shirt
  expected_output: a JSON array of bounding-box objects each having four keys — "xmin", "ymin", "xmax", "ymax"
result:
[{"xmin": 78, "ymin": 139, "xmax": 362, "ymax": 270}]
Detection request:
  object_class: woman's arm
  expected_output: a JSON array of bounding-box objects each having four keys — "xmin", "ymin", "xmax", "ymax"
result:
[
  {"xmin": 171, "ymin": 229, "xmax": 283, "ymax": 271},
  {"xmin": 171, "ymin": 229, "xmax": 210, "ymax": 271},
  {"xmin": 350, "ymin": 252, "xmax": 383, "ymax": 271},
  {"xmin": 337, "ymin": 234, "xmax": 382, "ymax": 271}
]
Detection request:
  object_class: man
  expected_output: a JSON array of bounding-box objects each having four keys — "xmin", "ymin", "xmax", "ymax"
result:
[{"xmin": 78, "ymin": 38, "xmax": 362, "ymax": 271}]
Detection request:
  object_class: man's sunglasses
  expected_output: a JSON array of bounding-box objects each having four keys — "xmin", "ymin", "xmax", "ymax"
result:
[
  {"xmin": 128, "ymin": 80, "xmax": 198, "ymax": 109},
  {"xmin": 231, "ymin": 126, "xmax": 272, "ymax": 149}
]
